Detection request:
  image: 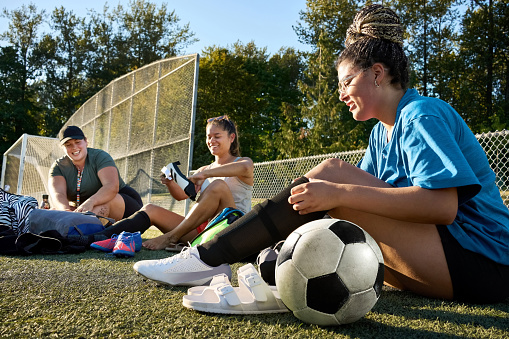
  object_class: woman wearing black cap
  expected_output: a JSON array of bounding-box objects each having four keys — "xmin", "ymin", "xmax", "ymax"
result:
[{"xmin": 48, "ymin": 126, "xmax": 142, "ymax": 221}]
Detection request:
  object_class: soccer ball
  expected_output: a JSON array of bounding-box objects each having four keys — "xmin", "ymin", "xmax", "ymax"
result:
[{"xmin": 275, "ymin": 218, "xmax": 384, "ymax": 326}]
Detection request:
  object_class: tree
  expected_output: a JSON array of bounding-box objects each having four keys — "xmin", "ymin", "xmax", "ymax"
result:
[
  {"xmin": 36, "ymin": 7, "xmax": 90, "ymax": 135},
  {"xmin": 0, "ymin": 47, "xmax": 39, "ymax": 156},
  {"xmin": 194, "ymin": 45, "xmax": 265, "ymax": 167},
  {"xmin": 266, "ymin": 48, "xmax": 306, "ymax": 159},
  {"xmin": 85, "ymin": 5, "xmax": 124, "ymax": 95},
  {"xmin": 193, "ymin": 43, "xmax": 305, "ymax": 167},
  {"xmin": 394, "ymin": 0, "xmax": 461, "ymax": 98},
  {"xmin": 294, "ymin": 0, "xmax": 372, "ymax": 156},
  {"xmin": 0, "ymin": 4, "xmax": 43, "ymax": 148},
  {"xmin": 113, "ymin": 0, "xmax": 197, "ymax": 69},
  {"xmin": 457, "ymin": 0, "xmax": 508, "ymax": 132}
]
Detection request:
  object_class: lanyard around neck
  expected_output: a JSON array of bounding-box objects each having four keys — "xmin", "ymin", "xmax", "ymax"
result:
[{"xmin": 76, "ymin": 167, "xmax": 84, "ymax": 206}]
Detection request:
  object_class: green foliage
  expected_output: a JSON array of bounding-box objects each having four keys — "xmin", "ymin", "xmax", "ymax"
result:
[
  {"xmin": 113, "ymin": 0, "xmax": 197, "ymax": 68},
  {"xmin": 0, "ymin": 0, "xmax": 507, "ymax": 168},
  {"xmin": 394, "ymin": 0, "xmax": 460, "ymax": 97},
  {"xmin": 0, "ymin": 0, "xmax": 197, "ymax": 148},
  {"xmin": 294, "ymin": 0, "xmax": 375, "ymax": 156},
  {"xmin": 454, "ymin": 0, "xmax": 509, "ymax": 132},
  {"xmin": 0, "ymin": 4, "xmax": 44, "ymax": 149},
  {"xmin": 0, "ymin": 46, "xmax": 40, "ymax": 155},
  {"xmin": 193, "ymin": 43, "xmax": 305, "ymax": 167}
]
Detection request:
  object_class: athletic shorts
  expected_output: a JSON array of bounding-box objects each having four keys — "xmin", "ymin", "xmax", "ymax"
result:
[
  {"xmin": 437, "ymin": 225, "xmax": 509, "ymax": 304},
  {"xmin": 119, "ymin": 185, "xmax": 143, "ymax": 218}
]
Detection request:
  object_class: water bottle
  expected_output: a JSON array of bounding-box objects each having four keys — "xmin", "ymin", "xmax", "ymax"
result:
[{"xmin": 40, "ymin": 194, "xmax": 50, "ymax": 209}]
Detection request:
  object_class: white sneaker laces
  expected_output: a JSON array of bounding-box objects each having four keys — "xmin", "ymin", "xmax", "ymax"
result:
[{"xmin": 158, "ymin": 246, "xmax": 192, "ymax": 265}]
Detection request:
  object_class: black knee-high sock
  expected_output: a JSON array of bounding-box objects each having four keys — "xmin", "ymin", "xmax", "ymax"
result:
[
  {"xmin": 98, "ymin": 210, "xmax": 151, "ymax": 237},
  {"xmin": 198, "ymin": 177, "xmax": 327, "ymax": 266}
]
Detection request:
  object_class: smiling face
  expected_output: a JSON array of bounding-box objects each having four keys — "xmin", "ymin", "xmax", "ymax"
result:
[
  {"xmin": 63, "ymin": 138, "xmax": 88, "ymax": 165},
  {"xmin": 206, "ymin": 124, "xmax": 235, "ymax": 157},
  {"xmin": 337, "ymin": 62, "xmax": 379, "ymax": 122}
]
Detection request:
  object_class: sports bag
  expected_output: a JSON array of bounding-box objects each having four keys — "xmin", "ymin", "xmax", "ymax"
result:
[
  {"xmin": 0, "ymin": 225, "xmax": 87, "ymax": 255},
  {"xmin": 191, "ymin": 207, "xmax": 244, "ymax": 246},
  {"xmin": 0, "ymin": 188, "xmax": 38, "ymax": 235},
  {"xmin": 27, "ymin": 209, "xmax": 113, "ymax": 237}
]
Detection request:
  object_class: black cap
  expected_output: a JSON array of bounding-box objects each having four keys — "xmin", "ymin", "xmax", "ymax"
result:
[{"xmin": 59, "ymin": 126, "xmax": 85, "ymax": 145}]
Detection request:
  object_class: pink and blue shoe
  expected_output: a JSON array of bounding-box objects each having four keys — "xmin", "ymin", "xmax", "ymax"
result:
[
  {"xmin": 112, "ymin": 231, "xmax": 142, "ymax": 257},
  {"xmin": 90, "ymin": 231, "xmax": 142, "ymax": 257},
  {"xmin": 90, "ymin": 234, "xmax": 119, "ymax": 252}
]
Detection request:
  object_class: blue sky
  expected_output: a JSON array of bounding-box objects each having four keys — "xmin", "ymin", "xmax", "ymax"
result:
[{"xmin": 0, "ymin": 0, "xmax": 312, "ymax": 55}]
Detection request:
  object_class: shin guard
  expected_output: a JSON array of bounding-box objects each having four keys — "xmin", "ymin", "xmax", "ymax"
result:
[
  {"xmin": 99, "ymin": 210, "xmax": 151, "ymax": 237},
  {"xmin": 161, "ymin": 161, "xmax": 197, "ymax": 201},
  {"xmin": 198, "ymin": 177, "xmax": 327, "ymax": 266}
]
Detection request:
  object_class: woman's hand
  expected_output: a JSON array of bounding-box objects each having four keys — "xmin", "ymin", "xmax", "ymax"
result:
[
  {"xmin": 288, "ymin": 178, "xmax": 340, "ymax": 215},
  {"xmin": 48, "ymin": 176, "xmax": 77, "ymax": 211},
  {"xmin": 160, "ymin": 173, "xmax": 172, "ymax": 187},
  {"xmin": 75, "ymin": 199, "xmax": 95, "ymax": 213},
  {"xmin": 159, "ymin": 173, "xmax": 190, "ymax": 200},
  {"xmin": 188, "ymin": 172, "xmax": 207, "ymax": 192}
]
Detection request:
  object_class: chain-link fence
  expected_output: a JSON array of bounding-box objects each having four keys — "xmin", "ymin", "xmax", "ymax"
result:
[
  {"xmin": 252, "ymin": 130, "xmax": 509, "ymax": 208},
  {"xmin": 1, "ymin": 135, "xmax": 62, "ymax": 202},
  {"xmin": 2, "ymin": 130, "xmax": 508, "ymax": 211},
  {"xmin": 1, "ymin": 54, "xmax": 200, "ymax": 215}
]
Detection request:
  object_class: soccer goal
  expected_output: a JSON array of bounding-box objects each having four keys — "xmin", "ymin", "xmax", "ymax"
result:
[{"xmin": 1, "ymin": 54, "xmax": 200, "ymax": 215}]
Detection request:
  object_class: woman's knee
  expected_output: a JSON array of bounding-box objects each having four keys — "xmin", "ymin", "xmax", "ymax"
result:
[
  {"xmin": 141, "ymin": 203, "xmax": 158, "ymax": 213},
  {"xmin": 203, "ymin": 179, "xmax": 230, "ymax": 195},
  {"xmin": 306, "ymin": 158, "xmax": 351, "ymax": 181}
]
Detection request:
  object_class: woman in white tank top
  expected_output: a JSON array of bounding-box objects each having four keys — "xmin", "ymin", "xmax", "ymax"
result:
[{"xmin": 141, "ymin": 115, "xmax": 254, "ymax": 250}]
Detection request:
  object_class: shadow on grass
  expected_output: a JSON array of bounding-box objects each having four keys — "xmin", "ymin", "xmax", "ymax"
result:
[
  {"xmin": 375, "ymin": 288, "xmax": 509, "ymax": 332},
  {"xmin": 156, "ymin": 284, "xmax": 509, "ymax": 338}
]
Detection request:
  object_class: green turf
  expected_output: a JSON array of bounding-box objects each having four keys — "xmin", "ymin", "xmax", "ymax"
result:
[{"xmin": 1, "ymin": 229, "xmax": 508, "ymax": 338}]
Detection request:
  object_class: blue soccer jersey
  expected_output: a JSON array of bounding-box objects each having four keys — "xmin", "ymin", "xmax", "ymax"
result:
[{"xmin": 359, "ymin": 89, "xmax": 509, "ymax": 265}]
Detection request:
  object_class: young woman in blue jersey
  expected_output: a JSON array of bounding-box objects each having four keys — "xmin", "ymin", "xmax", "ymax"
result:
[{"xmin": 134, "ymin": 4, "xmax": 509, "ymax": 304}]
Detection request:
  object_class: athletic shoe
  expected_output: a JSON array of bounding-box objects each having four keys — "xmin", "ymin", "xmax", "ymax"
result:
[
  {"xmin": 133, "ymin": 246, "xmax": 231, "ymax": 286},
  {"xmin": 112, "ymin": 231, "xmax": 142, "ymax": 257},
  {"xmin": 161, "ymin": 161, "xmax": 197, "ymax": 201},
  {"xmin": 90, "ymin": 234, "xmax": 119, "ymax": 252}
]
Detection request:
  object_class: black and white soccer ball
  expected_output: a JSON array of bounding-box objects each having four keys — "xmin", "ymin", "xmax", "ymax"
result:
[{"xmin": 275, "ymin": 218, "xmax": 384, "ymax": 326}]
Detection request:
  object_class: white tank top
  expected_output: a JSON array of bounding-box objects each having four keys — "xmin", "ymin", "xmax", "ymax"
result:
[{"xmin": 203, "ymin": 157, "xmax": 253, "ymax": 214}]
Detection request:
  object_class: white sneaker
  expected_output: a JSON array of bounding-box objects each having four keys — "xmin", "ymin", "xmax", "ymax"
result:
[{"xmin": 133, "ymin": 246, "xmax": 231, "ymax": 286}]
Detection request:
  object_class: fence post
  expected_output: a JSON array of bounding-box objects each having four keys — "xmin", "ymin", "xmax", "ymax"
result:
[
  {"xmin": 184, "ymin": 53, "xmax": 200, "ymax": 216},
  {"xmin": 16, "ymin": 134, "xmax": 28, "ymax": 195}
]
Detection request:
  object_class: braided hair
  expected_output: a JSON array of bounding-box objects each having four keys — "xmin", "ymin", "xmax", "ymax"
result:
[
  {"xmin": 206, "ymin": 115, "xmax": 241, "ymax": 157},
  {"xmin": 336, "ymin": 4, "xmax": 409, "ymax": 89}
]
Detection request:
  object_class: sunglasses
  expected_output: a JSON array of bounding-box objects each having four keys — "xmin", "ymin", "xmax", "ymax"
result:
[
  {"xmin": 207, "ymin": 115, "xmax": 228, "ymax": 123},
  {"xmin": 207, "ymin": 116, "xmax": 235, "ymax": 130}
]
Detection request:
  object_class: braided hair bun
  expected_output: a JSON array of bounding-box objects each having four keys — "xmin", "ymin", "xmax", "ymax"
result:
[
  {"xmin": 345, "ymin": 4, "xmax": 403, "ymax": 46},
  {"xmin": 337, "ymin": 4, "xmax": 409, "ymax": 89}
]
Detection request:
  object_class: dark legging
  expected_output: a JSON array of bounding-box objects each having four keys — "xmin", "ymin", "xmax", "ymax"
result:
[
  {"xmin": 119, "ymin": 185, "xmax": 143, "ymax": 218},
  {"xmin": 99, "ymin": 210, "xmax": 151, "ymax": 238},
  {"xmin": 198, "ymin": 177, "xmax": 328, "ymax": 266}
]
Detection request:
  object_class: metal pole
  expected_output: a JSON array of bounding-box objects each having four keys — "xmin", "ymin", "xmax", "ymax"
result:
[
  {"xmin": 184, "ymin": 54, "xmax": 200, "ymax": 216},
  {"xmin": 17, "ymin": 134, "xmax": 28, "ymax": 194}
]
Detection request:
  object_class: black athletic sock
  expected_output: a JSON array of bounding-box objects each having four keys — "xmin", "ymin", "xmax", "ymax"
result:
[
  {"xmin": 198, "ymin": 176, "xmax": 327, "ymax": 266},
  {"xmin": 98, "ymin": 210, "xmax": 151, "ymax": 237}
]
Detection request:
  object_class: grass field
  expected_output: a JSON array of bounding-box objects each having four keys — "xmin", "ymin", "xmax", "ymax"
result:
[{"xmin": 1, "ymin": 229, "xmax": 508, "ymax": 338}]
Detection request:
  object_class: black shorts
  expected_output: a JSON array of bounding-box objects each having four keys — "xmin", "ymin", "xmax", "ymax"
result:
[
  {"xmin": 437, "ymin": 225, "xmax": 509, "ymax": 304},
  {"xmin": 119, "ymin": 185, "xmax": 143, "ymax": 218}
]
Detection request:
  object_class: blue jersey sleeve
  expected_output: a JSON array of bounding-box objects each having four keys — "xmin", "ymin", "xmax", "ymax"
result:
[{"xmin": 401, "ymin": 115, "xmax": 481, "ymax": 205}]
